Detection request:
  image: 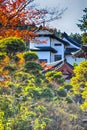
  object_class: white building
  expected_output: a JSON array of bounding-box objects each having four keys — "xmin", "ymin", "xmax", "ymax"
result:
[
  {"xmin": 30, "ymin": 28, "xmax": 68, "ymax": 63},
  {"xmin": 30, "ymin": 28, "xmax": 85, "ymax": 65}
]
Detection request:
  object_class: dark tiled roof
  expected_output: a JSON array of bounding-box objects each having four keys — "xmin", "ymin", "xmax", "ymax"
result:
[
  {"xmin": 54, "ymin": 59, "xmax": 73, "ymax": 70},
  {"xmin": 62, "ymin": 32, "xmax": 81, "ymax": 47},
  {"xmin": 43, "ymin": 59, "xmax": 74, "ymax": 75},
  {"xmin": 65, "ymin": 48, "xmax": 79, "ymax": 55},
  {"xmin": 72, "ymin": 45, "xmax": 87, "ymax": 57},
  {"xmin": 30, "ymin": 46, "xmax": 57, "ymax": 53},
  {"xmin": 66, "ymin": 62, "xmax": 74, "ymax": 69}
]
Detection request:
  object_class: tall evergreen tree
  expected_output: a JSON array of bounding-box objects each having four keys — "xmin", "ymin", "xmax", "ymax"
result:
[{"xmin": 77, "ymin": 8, "xmax": 87, "ymax": 44}]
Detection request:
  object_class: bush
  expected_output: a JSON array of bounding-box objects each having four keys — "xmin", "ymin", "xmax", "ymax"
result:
[
  {"xmin": 23, "ymin": 51, "xmax": 38, "ymax": 61},
  {"xmin": 0, "ymin": 37, "xmax": 26, "ymax": 57},
  {"xmin": 14, "ymin": 55, "xmax": 21, "ymax": 63},
  {"xmin": 0, "ymin": 52, "xmax": 6, "ymax": 60},
  {"xmin": 41, "ymin": 87, "xmax": 53, "ymax": 99},
  {"xmin": 23, "ymin": 61, "xmax": 43, "ymax": 72},
  {"xmin": 66, "ymin": 97, "xmax": 73, "ymax": 103},
  {"xmin": 57, "ymin": 88, "xmax": 67, "ymax": 97},
  {"xmin": 64, "ymin": 84, "xmax": 72, "ymax": 91},
  {"xmin": 3, "ymin": 65, "xmax": 16, "ymax": 73}
]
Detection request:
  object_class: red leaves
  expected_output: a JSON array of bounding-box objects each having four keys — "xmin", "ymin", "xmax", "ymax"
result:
[{"xmin": 0, "ymin": 0, "xmax": 49, "ymax": 42}]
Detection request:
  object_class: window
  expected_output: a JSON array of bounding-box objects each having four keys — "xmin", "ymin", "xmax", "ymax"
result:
[
  {"xmin": 54, "ymin": 55, "xmax": 62, "ymax": 61},
  {"xmin": 54, "ymin": 43, "xmax": 61, "ymax": 46},
  {"xmin": 39, "ymin": 59, "xmax": 47, "ymax": 63}
]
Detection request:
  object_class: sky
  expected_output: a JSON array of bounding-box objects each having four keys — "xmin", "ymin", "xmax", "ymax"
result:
[{"xmin": 35, "ymin": 0, "xmax": 87, "ymax": 34}]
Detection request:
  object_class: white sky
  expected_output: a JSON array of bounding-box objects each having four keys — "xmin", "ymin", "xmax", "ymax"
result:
[{"xmin": 35, "ymin": 0, "xmax": 87, "ymax": 34}]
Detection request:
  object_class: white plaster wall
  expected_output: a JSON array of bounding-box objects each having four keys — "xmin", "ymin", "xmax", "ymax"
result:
[
  {"xmin": 66, "ymin": 55, "xmax": 85, "ymax": 65},
  {"xmin": 51, "ymin": 38, "xmax": 64, "ymax": 59},
  {"xmin": 35, "ymin": 51, "xmax": 51, "ymax": 63},
  {"xmin": 30, "ymin": 37, "xmax": 65, "ymax": 62}
]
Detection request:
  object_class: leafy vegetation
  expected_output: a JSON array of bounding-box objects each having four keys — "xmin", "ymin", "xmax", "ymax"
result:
[
  {"xmin": 0, "ymin": 37, "xmax": 86, "ymax": 130},
  {"xmin": 0, "ymin": 37, "xmax": 26, "ymax": 57},
  {"xmin": 77, "ymin": 8, "xmax": 87, "ymax": 44},
  {"xmin": 23, "ymin": 51, "xmax": 38, "ymax": 61},
  {"xmin": 0, "ymin": 1, "xmax": 87, "ymax": 129},
  {"xmin": 71, "ymin": 61, "xmax": 87, "ymax": 110}
]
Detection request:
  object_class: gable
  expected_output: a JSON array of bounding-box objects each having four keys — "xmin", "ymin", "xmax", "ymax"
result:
[{"xmin": 56, "ymin": 63, "xmax": 74, "ymax": 75}]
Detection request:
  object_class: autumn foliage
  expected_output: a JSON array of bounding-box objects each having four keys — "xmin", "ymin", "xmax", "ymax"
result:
[{"xmin": 0, "ymin": 0, "xmax": 47, "ymax": 40}]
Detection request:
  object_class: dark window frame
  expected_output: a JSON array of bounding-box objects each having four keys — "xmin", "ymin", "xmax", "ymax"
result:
[
  {"xmin": 54, "ymin": 43, "xmax": 61, "ymax": 46},
  {"xmin": 54, "ymin": 55, "xmax": 62, "ymax": 61}
]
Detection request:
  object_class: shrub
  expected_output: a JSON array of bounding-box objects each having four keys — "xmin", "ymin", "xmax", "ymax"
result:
[
  {"xmin": 66, "ymin": 97, "xmax": 73, "ymax": 103},
  {"xmin": 3, "ymin": 65, "xmax": 16, "ymax": 73},
  {"xmin": 57, "ymin": 88, "xmax": 67, "ymax": 97},
  {"xmin": 0, "ymin": 52, "xmax": 6, "ymax": 60},
  {"xmin": 64, "ymin": 84, "xmax": 72, "ymax": 91},
  {"xmin": 41, "ymin": 87, "xmax": 53, "ymax": 99},
  {"xmin": 23, "ymin": 61, "xmax": 43, "ymax": 72},
  {"xmin": 0, "ymin": 37, "xmax": 26, "ymax": 57},
  {"xmin": 14, "ymin": 55, "xmax": 21, "ymax": 63},
  {"xmin": 23, "ymin": 51, "xmax": 38, "ymax": 61}
]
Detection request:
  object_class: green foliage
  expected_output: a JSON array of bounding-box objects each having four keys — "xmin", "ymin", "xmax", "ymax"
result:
[
  {"xmin": 14, "ymin": 71, "xmax": 34, "ymax": 82},
  {"xmin": 27, "ymin": 86, "xmax": 41, "ymax": 99},
  {"xmin": 35, "ymin": 105, "xmax": 47, "ymax": 113},
  {"xmin": 57, "ymin": 87, "xmax": 67, "ymax": 97},
  {"xmin": 23, "ymin": 51, "xmax": 38, "ymax": 61},
  {"xmin": 3, "ymin": 64, "xmax": 16, "ymax": 73},
  {"xmin": 41, "ymin": 87, "xmax": 53, "ymax": 99},
  {"xmin": 82, "ymin": 32, "xmax": 87, "ymax": 44},
  {"xmin": 46, "ymin": 71, "xmax": 64, "ymax": 85},
  {"xmin": 23, "ymin": 61, "xmax": 43, "ymax": 73},
  {"xmin": 0, "ymin": 37, "xmax": 85, "ymax": 129},
  {"xmin": 73, "ymin": 62, "xmax": 78, "ymax": 68},
  {"xmin": 77, "ymin": 8, "xmax": 87, "ymax": 32},
  {"xmin": 0, "ymin": 52, "xmax": 6, "ymax": 61},
  {"xmin": 69, "ymin": 33, "xmax": 82, "ymax": 44},
  {"xmin": 0, "ymin": 37, "xmax": 26, "ymax": 57},
  {"xmin": 66, "ymin": 96, "xmax": 73, "ymax": 103},
  {"xmin": 77, "ymin": 8, "xmax": 87, "ymax": 44},
  {"xmin": 64, "ymin": 84, "xmax": 72, "ymax": 91},
  {"xmin": 14, "ymin": 55, "xmax": 21, "ymax": 63}
]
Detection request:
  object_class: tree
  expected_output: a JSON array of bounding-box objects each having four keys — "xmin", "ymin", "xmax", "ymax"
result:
[
  {"xmin": 23, "ymin": 51, "xmax": 38, "ymax": 61},
  {"xmin": 0, "ymin": 37, "xmax": 26, "ymax": 57},
  {"xmin": 77, "ymin": 8, "xmax": 87, "ymax": 44},
  {"xmin": 77, "ymin": 8, "xmax": 87, "ymax": 32},
  {"xmin": 82, "ymin": 33, "xmax": 87, "ymax": 44},
  {"xmin": 0, "ymin": 0, "xmax": 66, "ymax": 41},
  {"xmin": 23, "ymin": 61, "xmax": 43, "ymax": 75},
  {"xmin": 46, "ymin": 71, "xmax": 64, "ymax": 87},
  {"xmin": 69, "ymin": 33, "xmax": 82, "ymax": 44},
  {"xmin": 71, "ymin": 61, "xmax": 87, "ymax": 110},
  {"xmin": 0, "ymin": 13, "xmax": 85, "ymax": 129},
  {"xmin": 0, "ymin": 49, "xmax": 84, "ymax": 130},
  {"xmin": 0, "ymin": 0, "xmax": 35, "ymax": 39}
]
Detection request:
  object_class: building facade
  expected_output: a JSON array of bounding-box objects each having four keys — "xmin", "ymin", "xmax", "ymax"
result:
[
  {"xmin": 30, "ymin": 29, "xmax": 67, "ymax": 63},
  {"xmin": 30, "ymin": 28, "xmax": 85, "ymax": 65}
]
